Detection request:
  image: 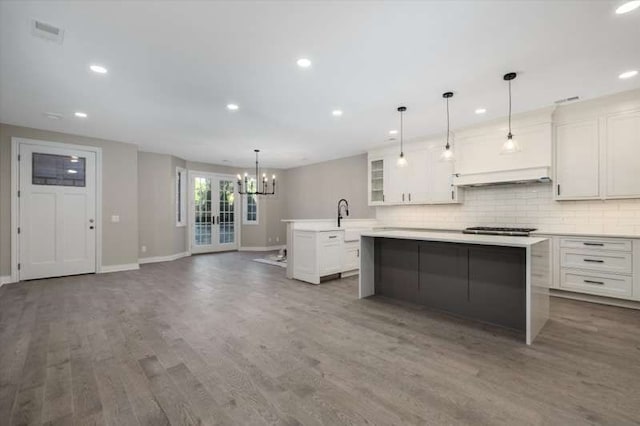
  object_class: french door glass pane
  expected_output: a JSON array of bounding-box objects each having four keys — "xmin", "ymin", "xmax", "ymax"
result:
[
  {"xmin": 219, "ymin": 180, "xmax": 235, "ymax": 244},
  {"xmin": 194, "ymin": 177, "xmax": 212, "ymax": 246}
]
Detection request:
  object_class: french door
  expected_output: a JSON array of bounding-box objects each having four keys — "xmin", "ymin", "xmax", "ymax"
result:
[
  {"xmin": 18, "ymin": 142, "xmax": 97, "ymax": 280},
  {"xmin": 190, "ymin": 173, "xmax": 239, "ymax": 253}
]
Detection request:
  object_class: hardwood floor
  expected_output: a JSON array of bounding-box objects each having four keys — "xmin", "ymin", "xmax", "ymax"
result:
[{"xmin": 1, "ymin": 251, "xmax": 639, "ymax": 425}]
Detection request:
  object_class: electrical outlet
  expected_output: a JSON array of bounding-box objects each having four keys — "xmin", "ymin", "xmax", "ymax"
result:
[
  {"xmin": 141, "ymin": 245, "xmax": 147, "ymax": 253},
  {"xmin": 276, "ymin": 236, "xmax": 280, "ymax": 243}
]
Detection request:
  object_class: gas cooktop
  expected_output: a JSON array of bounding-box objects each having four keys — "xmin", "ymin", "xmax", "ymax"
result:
[{"xmin": 462, "ymin": 227, "xmax": 537, "ymax": 236}]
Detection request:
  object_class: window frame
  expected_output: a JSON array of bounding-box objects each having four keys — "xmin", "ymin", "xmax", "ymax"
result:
[
  {"xmin": 242, "ymin": 177, "xmax": 259, "ymax": 225},
  {"xmin": 176, "ymin": 167, "xmax": 187, "ymax": 227}
]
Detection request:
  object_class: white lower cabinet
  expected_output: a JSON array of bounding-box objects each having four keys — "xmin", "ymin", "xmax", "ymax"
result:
[
  {"xmin": 292, "ymin": 230, "xmax": 361, "ymax": 284},
  {"xmin": 547, "ymin": 235, "xmax": 639, "ymax": 302}
]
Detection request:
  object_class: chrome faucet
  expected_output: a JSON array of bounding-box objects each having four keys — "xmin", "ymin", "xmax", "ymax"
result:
[{"xmin": 337, "ymin": 199, "xmax": 349, "ymax": 227}]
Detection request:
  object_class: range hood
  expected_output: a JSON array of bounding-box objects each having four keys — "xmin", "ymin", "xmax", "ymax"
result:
[{"xmin": 452, "ymin": 166, "xmax": 551, "ymax": 187}]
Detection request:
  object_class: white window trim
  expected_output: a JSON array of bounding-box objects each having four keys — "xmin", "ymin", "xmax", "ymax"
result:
[
  {"xmin": 176, "ymin": 167, "xmax": 187, "ymax": 227},
  {"xmin": 242, "ymin": 177, "xmax": 259, "ymax": 225}
]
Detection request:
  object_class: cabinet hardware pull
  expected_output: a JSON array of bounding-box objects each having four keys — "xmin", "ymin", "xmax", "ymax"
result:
[
  {"xmin": 451, "ymin": 191, "xmax": 454, "ymax": 200},
  {"xmin": 402, "ymin": 193, "xmax": 405, "ymax": 202},
  {"xmin": 357, "ymin": 249, "xmax": 360, "ymax": 257},
  {"xmin": 583, "ymin": 242, "xmax": 604, "ymax": 246},
  {"xmin": 328, "ymin": 235, "xmax": 337, "ymax": 239},
  {"xmin": 408, "ymin": 193, "xmax": 411, "ymax": 202},
  {"xmin": 584, "ymin": 279, "xmax": 604, "ymax": 285},
  {"xmin": 557, "ymin": 184, "xmax": 561, "ymax": 196},
  {"xmin": 583, "ymin": 259, "xmax": 604, "ymax": 263},
  {"xmin": 382, "ymin": 194, "xmax": 385, "ymax": 202}
]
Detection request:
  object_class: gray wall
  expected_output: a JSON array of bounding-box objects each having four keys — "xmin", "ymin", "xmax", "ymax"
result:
[
  {"xmin": 283, "ymin": 153, "xmax": 374, "ymax": 220},
  {"xmin": 0, "ymin": 123, "xmax": 139, "ymax": 273},
  {"xmin": 138, "ymin": 152, "xmax": 187, "ymax": 259}
]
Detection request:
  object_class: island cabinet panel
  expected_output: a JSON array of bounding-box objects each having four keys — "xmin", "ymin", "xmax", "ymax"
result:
[
  {"xmin": 374, "ymin": 238, "xmax": 420, "ymax": 303},
  {"xmin": 418, "ymin": 242, "xmax": 469, "ymax": 316},
  {"xmin": 468, "ymin": 246, "xmax": 526, "ymax": 331}
]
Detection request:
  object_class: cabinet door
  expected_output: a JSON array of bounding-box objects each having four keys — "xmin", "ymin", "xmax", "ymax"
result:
[
  {"xmin": 606, "ymin": 110, "xmax": 640, "ymax": 198},
  {"xmin": 343, "ymin": 243, "xmax": 360, "ymax": 271},
  {"xmin": 468, "ymin": 246, "xmax": 526, "ymax": 331},
  {"xmin": 369, "ymin": 158, "xmax": 385, "ymax": 205},
  {"xmin": 384, "ymin": 154, "xmax": 407, "ymax": 203},
  {"xmin": 419, "ymin": 242, "xmax": 469, "ymax": 316},
  {"xmin": 555, "ymin": 120, "xmax": 600, "ymax": 199},
  {"xmin": 405, "ymin": 149, "xmax": 429, "ymax": 203},
  {"xmin": 375, "ymin": 238, "xmax": 419, "ymax": 302},
  {"xmin": 319, "ymin": 240, "xmax": 343, "ymax": 275},
  {"xmin": 426, "ymin": 145, "xmax": 456, "ymax": 203}
]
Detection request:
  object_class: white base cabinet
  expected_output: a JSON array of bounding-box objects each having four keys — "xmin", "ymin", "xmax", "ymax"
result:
[
  {"xmin": 545, "ymin": 234, "xmax": 640, "ymax": 303},
  {"xmin": 292, "ymin": 230, "xmax": 361, "ymax": 284}
]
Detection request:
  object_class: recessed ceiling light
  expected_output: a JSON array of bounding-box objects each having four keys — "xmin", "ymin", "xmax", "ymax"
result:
[
  {"xmin": 297, "ymin": 58, "xmax": 312, "ymax": 68},
  {"xmin": 616, "ymin": 1, "xmax": 640, "ymax": 14},
  {"xmin": 332, "ymin": 109, "xmax": 343, "ymax": 117},
  {"xmin": 389, "ymin": 130, "xmax": 398, "ymax": 135},
  {"xmin": 67, "ymin": 169, "xmax": 78, "ymax": 174},
  {"xmin": 619, "ymin": 70, "xmax": 638, "ymax": 79},
  {"xmin": 475, "ymin": 108, "xmax": 487, "ymax": 114},
  {"xmin": 89, "ymin": 64, "xmax": 108, "ymax": 74},
  {"xmin": 226, "ymin": 104, "xmax": 239, "ymax": 111},
  {"xmin": 74, "ymin": 112, "xmax": 88, "ymax": 118},
  {"xmin": 44, "ymin": 112, "xmax": 63, "ymax": 120}
]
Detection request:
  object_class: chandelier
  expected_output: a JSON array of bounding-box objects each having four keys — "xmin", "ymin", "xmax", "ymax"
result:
[{"xmin": 237, "ymin": 149, "xmax": 276, "ymax": 195}]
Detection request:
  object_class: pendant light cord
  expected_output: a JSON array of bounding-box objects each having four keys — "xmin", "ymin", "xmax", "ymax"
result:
[
  {"xmin": 508, "ymin": 79, "xmax": 512, "ymax": 135},
  {"xmin": 446, "ymin": 97, "xmax": 450, "ymax": 148},
  {"xmin": 400, "ymin": 109, "xmax": 404, "ymax": 155}
]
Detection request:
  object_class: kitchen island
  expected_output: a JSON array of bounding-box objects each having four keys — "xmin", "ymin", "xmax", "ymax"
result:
[{"xmin": 359, "ymin": 230, "xmax": 551, "ymax": 344}]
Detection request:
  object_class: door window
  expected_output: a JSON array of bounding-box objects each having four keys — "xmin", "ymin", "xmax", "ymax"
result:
[{"xmin": 32, "ymin": 153, "xmax": 86, "ymax": 186}]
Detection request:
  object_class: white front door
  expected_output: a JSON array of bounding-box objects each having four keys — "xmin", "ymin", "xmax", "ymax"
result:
[
  {"xmin": 190, "ymin": 173, "xmax": 238, "ymax": 253},
  {"xmin": 19, "ymin": 143, "xmax": 97, "ymax": 280}
]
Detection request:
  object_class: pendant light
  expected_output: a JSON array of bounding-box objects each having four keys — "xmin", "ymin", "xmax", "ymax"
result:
[
  {"xmin": 237, "ymin": 149, "xmax": 276, "ymax": 195},
  {"xmin": 396, "ymin": 106, "xmax": 408, "ymax": 167},
  {"xmin": 440, "ymin": 92, "xmax": 454, "ymax": 161},
  {"xmin": 501, "ymin": 72, "xmax": 520, "ymax": 154}
]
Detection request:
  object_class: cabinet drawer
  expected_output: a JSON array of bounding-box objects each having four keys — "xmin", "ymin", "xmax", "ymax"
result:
[
  {"xmin": 560, "ymin": 238, "xmax": 631, "ymax": 252},
  {"xmin": 318, "ymin": 231, "xmax": 344, "ymax": 243},
  {"xmin": 560, "ymin": 270, "xmax": 632, "ymax": 299},
  {"xmin": 560, "ymin": 248, "xmax": 632, "ymax": 274}
]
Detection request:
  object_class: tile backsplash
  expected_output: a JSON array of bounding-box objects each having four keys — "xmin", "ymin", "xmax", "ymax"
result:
[{"xmin": 376, "ymin": 183, "xmax": 640, "ymax": 235}]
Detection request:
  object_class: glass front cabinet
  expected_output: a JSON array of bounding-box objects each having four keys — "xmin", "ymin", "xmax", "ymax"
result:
[{"xmin": 369, "ymin": 158, "xmax": 385, "ymax": 205}]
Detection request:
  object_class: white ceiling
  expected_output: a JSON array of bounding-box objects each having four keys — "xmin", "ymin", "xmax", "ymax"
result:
[{"xmin": 1, "ymin": 1, "xmax": 639, "ymax": 169}]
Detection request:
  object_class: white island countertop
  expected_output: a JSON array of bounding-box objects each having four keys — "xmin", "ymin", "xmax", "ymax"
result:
[{"xmin": 360, "ymin": 230, "xmax": 547, "ymax": 248}]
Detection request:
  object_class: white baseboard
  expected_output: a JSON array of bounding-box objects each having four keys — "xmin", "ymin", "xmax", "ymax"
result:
[
  {"xmin": 139, "ymin": 252, "xmax": 190, "ymax": 265},
  {"xmin": 0, "ymin": 276, "xmax": 11, "ymax": 286},
  {"xmin": 240, "ymin": 245, "xmax": 285, "ymax": 252},
  {"xmin": 99, "ymin": 263, "xmax": 140, "ymax": 273}
]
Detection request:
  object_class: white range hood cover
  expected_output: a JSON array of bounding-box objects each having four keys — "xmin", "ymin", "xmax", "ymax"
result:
[{"xmin": 453, "ymin": 166, "xmax": 551, "ymax": 187}]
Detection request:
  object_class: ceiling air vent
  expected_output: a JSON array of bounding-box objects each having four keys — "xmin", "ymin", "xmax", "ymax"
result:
[
  {"xmin": 43, "ymin": 112, "xmax": 63, "ymax": 120},
  {"xmin": 31, "ymin": 19, "xmax": 64, "ymax": 44},
  {"xmin": 554, "ymin": 96, "xmax": 580, "ymax": 105}
]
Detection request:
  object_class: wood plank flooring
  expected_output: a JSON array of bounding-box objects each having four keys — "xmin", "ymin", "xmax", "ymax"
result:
[{"xmin": 1, "ymin": 251, "xmax": 639, "ymax": 425}]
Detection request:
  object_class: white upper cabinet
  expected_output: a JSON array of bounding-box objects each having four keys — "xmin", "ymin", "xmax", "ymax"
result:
[
  {"xmin": 554, "ymin": 119, "xmax": 600, "ymax": 200},
  {"xmin": 552, "ymin": 89, "xmax": 640, "ymax": 201},
  {"xmin": 368, "ymin": 142, "xmax": 461, "ymax": 206},
  {"xmin": 606, "ymin": 110, "xmax": 640, "ymax": 199}
]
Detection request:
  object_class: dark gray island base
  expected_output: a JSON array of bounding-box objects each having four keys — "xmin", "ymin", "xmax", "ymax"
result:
[{"xmin": 359, "ymin": 231, "xmax": 551, "ymax": 344}]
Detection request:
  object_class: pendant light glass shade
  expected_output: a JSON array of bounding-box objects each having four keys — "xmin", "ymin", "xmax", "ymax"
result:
[
  {"xmin": 501, "ymin": 72, "xmax": 520, "ymax": 154},
  {"xmin": 396, "ymin": 106, "xmax": 408, "ymax": 168},
  {"xmin": 440, "ymin": 92, "xmax": 455, "ymax": 162}
]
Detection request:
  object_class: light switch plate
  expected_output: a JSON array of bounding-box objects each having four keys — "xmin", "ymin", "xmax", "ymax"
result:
[{"xmin": 111, "ymin": 215, "xmax": 120, "ymax": 223}]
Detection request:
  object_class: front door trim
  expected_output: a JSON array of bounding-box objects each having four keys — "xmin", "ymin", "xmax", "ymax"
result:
[{"xmin": 10, "ymin": 137, "xmax": 103, "ymax": 283}]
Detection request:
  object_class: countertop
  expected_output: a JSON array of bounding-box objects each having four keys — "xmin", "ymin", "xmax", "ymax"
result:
[
  {"xmin": 373, "ymin": 225, "xmax": 640, "ymax": 239},
  {"xmin": 360, "ymin": 230, "xmax": 548, "ymax": 248}
]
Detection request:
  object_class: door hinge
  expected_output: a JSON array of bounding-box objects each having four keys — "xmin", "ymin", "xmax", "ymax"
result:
[
  {"xmin": 17, "ymin": 190, "xmax": 20, "ymax": 198},
  {"xmin": 18, "ymin": 263, "xmax": 21, "ymax": 270},
  {"xmin": 17, "ymin": 154, "xmax": 21, "ymax": 161},
  {"xmin": 17, "ymin": 227, "xmax": 20, "ymax": 234}
]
